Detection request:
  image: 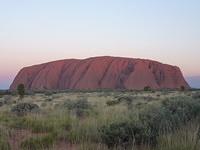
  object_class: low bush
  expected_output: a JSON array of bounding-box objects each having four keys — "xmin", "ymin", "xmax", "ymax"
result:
[
  {"xmin": 161, "ymin": 98, "xmax": 200, "ymax": 125},
  {"xmin": 144, "ymin": 86, "xmax": 151, "ymax": 91},
  {"xmin": 45, "ymin": 97, "xmax": 53, "ymax": 102},
  {"xmin": 106, "ymin": 96, "xmax": 133, "ymax": 107},
  {"xmin": 99, "ymin": 120, "xmax": 156, "ymax": 148},
  {"xmin": 64, "ymin": 99, "xmax": 91, "ymax": 117},
  {"xmin": 140, "ymin": 97, "xmax": 200, "ymax": 139},
  {"xmin": 11, "ymin": 103, "xmax": 40, "ymax": 115},
  {"xmin": 100, "ymin": 97, "xmax": 200, "ymax": 148},
  {"xmin": 106, "ymin": 100, "xmax": 120, "ymax": 106},
  {"xmin": 118, "ymin": 96, "xmax": 133, "ymax": 104}
]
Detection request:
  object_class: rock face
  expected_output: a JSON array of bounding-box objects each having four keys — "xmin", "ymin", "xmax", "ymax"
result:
[{"xmin": 10, "ymin": 56, "xmax": 189, "ymax": 90}]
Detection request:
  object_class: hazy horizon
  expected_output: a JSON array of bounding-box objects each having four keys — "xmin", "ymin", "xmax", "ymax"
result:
[{"xmin": 0, "ymin": 0, "xmax": 200, "ymax": 89}]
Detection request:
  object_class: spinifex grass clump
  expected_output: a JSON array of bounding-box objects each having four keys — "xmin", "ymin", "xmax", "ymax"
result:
[
  {"xmin": 0, "ymin": 127, "xmax": 11, "ymax": 150},
  {"xmin": 10, "ymin": 112, "xmax": 71, "ymax": 133},
  {"xmin": 20, "ymin": 133, "xmax": 55, "ymax": 150},
  {"xmin": 11, "ymin": 117, "xmax": 55, "ymax": 133},
  {"xmin": 156, "ymin": 122, "xmax": 200, "ymax": 150}
]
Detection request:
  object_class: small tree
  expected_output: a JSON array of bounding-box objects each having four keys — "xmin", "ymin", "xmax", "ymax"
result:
[
  {"xmin": 17, "ymin": 84, "xmax": 25, "ymax": 99},
  {"xmin": 180, "ymin": 85, "xmax": 185, "ymax": 91}
]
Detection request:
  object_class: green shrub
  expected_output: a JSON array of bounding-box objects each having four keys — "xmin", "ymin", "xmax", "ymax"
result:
[
  {"xmin": 100, "ymin": 97, "xmax": 200, "ymax": 148},
  {"xmin": 118, "ymin": 96, "xmax": 133, "ymax": 104},
  {"xmin": 11, "ymin": 103, "xmax": 40, "ymax": 116},
  {"xmin": 64, "ymin": 99, "xmax": 91, "ymax": 117},
  {"xmin": 45, "ymin": 97, "xmax": 53, "ymax": 102},
  {"xmin": 106, "ymin": 100, "xmax": 120, "ymax": 106},
  {"xmin": 99, "ymin": 121, "xmax": 155, "ymax": 148},
  {"xmin": 144, "ymin": 86, "xmax": 151, "ymax": 91},
  {"xmin": 140, "ymin": 98, "xmax": 200, "ymax": 135},
  {"xmin": 106, "ymin": 96, "xmax": 133, "ymax": 107},
  {"xmin": 161, "ymin": 98, "xmax": 200, "ymax": 125}
]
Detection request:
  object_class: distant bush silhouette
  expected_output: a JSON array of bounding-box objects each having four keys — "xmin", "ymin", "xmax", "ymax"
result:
[{"xmin": 144, "ymin": 86, "xmax": 151, "ymax": 91}]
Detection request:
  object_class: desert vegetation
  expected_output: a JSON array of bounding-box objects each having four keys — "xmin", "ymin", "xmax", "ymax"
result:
[{"xmin": 0, "ymin": 89, "xmax": 200, "ymax": 150}]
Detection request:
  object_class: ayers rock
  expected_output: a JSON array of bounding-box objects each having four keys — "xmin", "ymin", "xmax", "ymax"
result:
[{"xmin": 10, "ymin": 56, "xmax": 189, "ymax": 90}]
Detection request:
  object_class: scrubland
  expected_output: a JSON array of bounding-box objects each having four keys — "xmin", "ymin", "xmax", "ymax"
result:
[{"xmin": 0, "ymin": 90, "xmax": 200, "ymax": 150}]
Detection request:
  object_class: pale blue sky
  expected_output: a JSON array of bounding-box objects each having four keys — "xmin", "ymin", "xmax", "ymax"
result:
[{"xmin": 0, "ymin": 0, "xmax": 200, "ymax": 89}]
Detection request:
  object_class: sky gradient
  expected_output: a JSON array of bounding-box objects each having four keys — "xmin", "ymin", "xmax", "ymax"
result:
[{"xmin": 0, "ymin": 0, "xmax": 200, "ymax": 89}]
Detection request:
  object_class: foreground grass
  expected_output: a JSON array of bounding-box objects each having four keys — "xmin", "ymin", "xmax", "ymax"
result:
[
  {"xmin": 0, "ymin": 90, "xmax": 199, "ymax": 149},
  {"xmin": 0, "ymin": 126, "xmax": 11, "ymax": 150}
]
